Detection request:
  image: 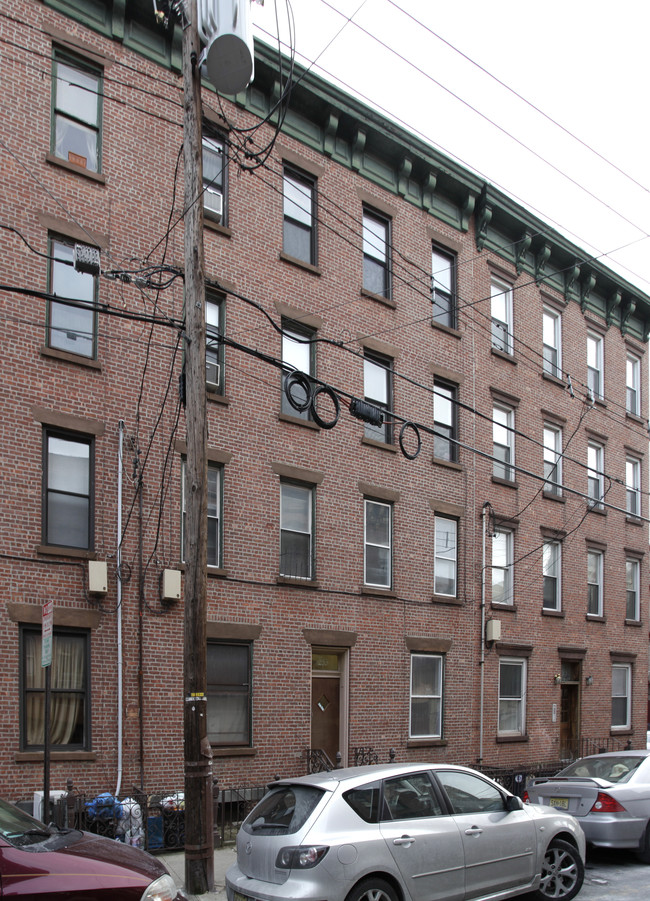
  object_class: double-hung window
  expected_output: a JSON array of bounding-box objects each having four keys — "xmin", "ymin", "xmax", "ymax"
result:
[
  {"xmin": 542, "ymin": 308, "xmax": 561, "ymax": 378},
  {"xmin": 626, "ymin": 457, "xmax": 641, "ymax": 518},
  {"xmin": 626, "ymin": 559, "xmax": 640, "ymax": 621},
  {"xmin": 587, "ymin": 442, "xmax": 604, "ymax": 509},
  {"xmin": 611, "ymin": 663, "xmax": 631, "ymax": 729},
  {"xmin": 202, "ymin": 131, "xmax": 227, "ymax": 223},
  {"xmin": 409, "ymin": 653, "xmax": 443, "ymax": 739},
  {"xmin": 280, "ymin": 482, "xmax": 313, "ymax": 579},
  {"xmin": 493, "ymin": 405, "xmax": 514, "ymax": 481},
  {"xmin": 432, "ymin": 246, "xmax": 456, "ymax": 328},
  {"xmin": 205, "ymin": 294, "xmax": 223, "ymax": 391},
  {"xmin": 364, "ymin": 499, "xmax": 392, "ymax": 588},
  {"xmin": 21, "ymin": 626, "xmax": 89, "ymax": 750},
  {"xmin": 587, "ymin": 549, "xmax": 603, "ymax": 616},
  {"xmin": 44, "ymin": 429, "xmax": 93, "ymax": 549},
  {"xmin": 182, "ymin": 462, "xmax": 222, "ymax": 567},
  {"xmin": 48, "ymin": 236, "xmax": 97, "ymax": 358},
  {"xmin": 207, "ymin": 641, "xmax": 251, "ymax": 745},
  {"xmin": 363, "ymin": 353, "xmax": 392, "ymax": 443},
  {"xmin": 543, "ymin": 424, "xmax": 562, "ymax": 495},
  {"xmin": 52, "ymin": 50, "xmax": 102, "ymax": 172},
  {"xmin": 498, "ymin": 658, "xmax": 526, "ymax": 736},
  {"xmin": 362, "ymin": 207, "xmax": 390, "ymax": 298},
  {"xmin": 433, "ymin": 380, "xmax": 457, "ymax": 463},
  {"xmin": 434, "ymin": 516, "xmax": 457, "ymax": 597},
  {"xmin": 492, "ymin": 529, "xmax": 513, "ymax": 605},
  {"xmin": 626, "ymin": 354, "xmax": 641, "ymax": 415},
  {"xmin": 491, "ymin": 278, "xmax": 513, "ymax": 354},
  {"xmin": 587, "ymin": 333, "xmax": 603, "ymax": 400},
  {"xmin": 283, "ymin": 166, "xmax": 316, "ymax": 265},
  {"xmin": 542, "ymin": 541, "xmax": 561, "ymax": 611},
  {"xmin": 281, "ymin": 323, "xmax": 314, "ymax": 419}
]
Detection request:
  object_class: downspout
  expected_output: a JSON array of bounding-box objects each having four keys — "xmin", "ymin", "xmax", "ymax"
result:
[
  {"xmin": 115, "ymin": 421, "xmax": 125, "ymax": 798},
  {"xmin": 479, "ymin": 502, "xmax": 491, "ymax": 765}
]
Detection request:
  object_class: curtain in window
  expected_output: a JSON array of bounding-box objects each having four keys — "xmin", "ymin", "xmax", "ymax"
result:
[{"xmin": 25, "ymin": 633, "xmax": 85, "ymax": 746}]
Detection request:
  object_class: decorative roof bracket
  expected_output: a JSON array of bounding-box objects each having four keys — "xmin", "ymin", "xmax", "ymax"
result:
[
  {"xmin": 352, "ymin": 127, "xmax": 366, "ymax": 172},
  {"xmin": 323, "ymin": 110, "xmax": 339, "ymax": 157},
  {"xmin": 580, "ymin": 272, "xmax": 597, "ymax": 312},
  {"xmin": 398, "ymin": 155, "xmax": 413, "ymax": 197},
  {"xmin": 515, "ymin": 231, "xmax": 532, "ymax": 274},
  {"xmin": 475, "ymin": 186, "xmax": 492, "ymax": 252},
  {"xmin": 461, "ymin": 192, "xmax": 475, "ymax": 232},
  {"xmin": 534, "ymin": 242, "xmax": 551, "ymax": 284},
  {"xmin": 606, "ymin": 289, "xmax": 622, "ymax": 326},
  {"xmin": 621, "ymin": 297, "xmax": 637, "ymax": 335},
  {"xmin": 422, "ymin": 169, "xmax": 438, "ymax": 213}
]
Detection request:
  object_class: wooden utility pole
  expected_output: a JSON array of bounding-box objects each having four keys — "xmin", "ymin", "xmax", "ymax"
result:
[{"xmin": 181, "ymin": 0, "xmax": 214, "ymax": 893}]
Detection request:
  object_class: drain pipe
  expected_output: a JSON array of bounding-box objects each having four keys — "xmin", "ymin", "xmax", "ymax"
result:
[
  {"xmin": 115, "ymin": 421, "xmax": 125, "ymax": 798},
  {"xmin": 478, "ymin": 502, "xmax": 491, "ymax": 765}
]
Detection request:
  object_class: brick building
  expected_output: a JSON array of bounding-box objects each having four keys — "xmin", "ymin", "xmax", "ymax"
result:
[{"xmin": 0, "ymin": 0, "xmax": 648, "ymax": 802}]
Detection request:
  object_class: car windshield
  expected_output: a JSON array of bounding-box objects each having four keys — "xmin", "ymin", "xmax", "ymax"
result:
[
  {"xmin": 0, "ymin": 798, "xmax": 54, "ymax": 847},
  {"xmin": 242, "ymin": 785, "xmax": 324, "ymax": 836},
  {"xmin": 558, "ymin": 755, "xmax": 646, "ymax": 783}
]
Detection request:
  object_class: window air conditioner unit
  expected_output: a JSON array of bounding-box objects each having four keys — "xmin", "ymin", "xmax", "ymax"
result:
[
  {"xmin": 33, "ymin": 789, "xmax": 66, "ymax": 822},
  {"xmin": 204, "ymin": 187, "xmax": 223, "ymax": 221}
]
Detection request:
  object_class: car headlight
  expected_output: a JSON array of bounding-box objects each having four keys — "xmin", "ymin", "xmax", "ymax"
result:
[
  {"xmin": 140, "ymin": 873, "xmax": 178, "ymax": 901},
  {"xmin": 276, "ymin": 845, "xmax": 329, "ymax": 869}
]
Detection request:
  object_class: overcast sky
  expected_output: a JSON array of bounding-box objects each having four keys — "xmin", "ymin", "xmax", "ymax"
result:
[{"xmin": 252, "ymin": 0, "xmax": 650, "ymax": 297}]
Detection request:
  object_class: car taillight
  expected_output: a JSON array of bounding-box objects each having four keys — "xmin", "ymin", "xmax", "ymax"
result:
[
  {"xmin": 522, "ymin": 790, "xmax": 530, "ymax": 803},
  {"xmin": 276, "ymin": 846, "xmax": 329, "ymax": 869},
  {"xmin": 590, "ymin": 792, "xmax": 626, "ymax": 813}
]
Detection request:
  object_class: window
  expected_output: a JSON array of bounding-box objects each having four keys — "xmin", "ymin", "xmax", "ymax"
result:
[
  {"xmin": 437, "ymin": 769, "xmax": 506, "ymax": 815},
  {"xmin": 202, "ymin": 132, "xmax": 227, "ymax": 223},
  {"xmin": 626, "ymin": 457, "xmax": 641, "ymax": 518},
  {"xmin": 362, "ymin": 207, "xmax": 390, "ymax": 298},
  {"xmin": 434, "ymin": 516, "xmax": 457, "ymax": 597},
  {"xmin": 626, "ymin": 559, "xmax": 640, "ymax": 621},
  {"xmin": 43, "ymin": 430, "xmax": 93, "ymax": 549},
  {"xmin": 182, "ymin": 462, "xmax": 222, "ymax": 567},
  {"xmin": 281, "ymin": 323, "xmax": 314, "ymax": 419},
  {"xmin": 207, "ymin": 642, "xmax": 251, "ymax": 745},
  {"xmin": 587, "ymin": 442, "xmax": 604, "ymax": 509},
  {"xmin": 433, "ymin": 380, "xmax": 457, "ymax": 462},
  {"xmin": 542, "ymin": 308, "xmax": 561, "ymax": 377},
  {"xmin": 280, "ymin": 482, "xmax": 313, "ymax": 579},
  {"xmin": 543, "ymin": 540, "xmax": 561, "ymax": 611},
  {"xmin": 48, "ymin": 236, "xmax": 97, "ymax": 358},
  {"xmin": 364, "ymin": 499, "xmax": 392, "ymax": 588},
  {"xmin": 611, "ymin": 663, "xmax": 631, "ymax": 729},
  {"xmin": 409, "ymin": 654, "xmax": 443, "ymax": 739},
  {"xmin": 52, "ymin": 50, "xmax": 102, "ymax": 172},
  {"xmin": 543, "ymin": 424, "xmax": 562, "ymax": 495},
  {"xmin": 491, "ymin": 278, "xmax": 513, "ymax": 354},
  {"xmin": 587, "ymin": 549, "xmax": 603, "ymax": 616},
  {"xmin": 587, "ymin": 333, "xmax": 603, "ymax": 400},
  {"xmin": 492, "ymin": 529, "xmax": 513, "ymax": 605},
  {"xmin": 363, "ymin": 353, "xmax": 392, "ymax": 443},
  {"xmin": 626, "ymin": 354, "xmax": 640, "ymax": 415},
  {"xmin": 283, "ymin": 166, "xmax": 316, "ymax": 264},
  {"xmin": 493, "ymin": 404, "xmax": 514, "ymax": 481},
  {"xmin": 21, "ymin": 626, "xmax": 89, "ymax": 750},
  {"xmin": 498, "ymin": 658, "xmax": 526, "ymax": 735},
  {"xmin": 432, "ymin": 246, "xmax": 456, "ymax": 328},
  {"xmin": 205, "ymin": 294, "xmax": 223, "ymax": 391},
  {"xmin": 383, "ymin": 772, "xmax": 444, "ymax": 819}
]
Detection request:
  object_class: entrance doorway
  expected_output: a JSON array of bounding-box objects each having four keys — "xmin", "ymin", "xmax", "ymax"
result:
[
  {"xmin": 560, "ymin": 660, "xmax": 581, "ymax": 759},
  {"xmin": 311, "ymin": 649, "xmax": 348, "ymax": 767}
]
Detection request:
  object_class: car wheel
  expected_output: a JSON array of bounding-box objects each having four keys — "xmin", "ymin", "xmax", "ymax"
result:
[
  {"xmin": 533, "ymin": 839, "xmax": 584, "ymax": 901},
  {"xmin": 636, "ymin": 823, "xmax": 650, "ymax": 864},
  {"xmin": 345, "ymin": 877, "xmax": 399, "ymax": 901}
]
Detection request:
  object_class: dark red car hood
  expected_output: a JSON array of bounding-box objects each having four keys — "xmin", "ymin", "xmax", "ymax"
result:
[{"xmin": 54, "ymin": 829, "xmax": 165, "ymax": 877}]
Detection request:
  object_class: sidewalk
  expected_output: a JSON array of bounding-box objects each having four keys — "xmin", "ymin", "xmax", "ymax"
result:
[{"xmin": 160, "ymin": 845, "xmax": 237, "ymax": 901}]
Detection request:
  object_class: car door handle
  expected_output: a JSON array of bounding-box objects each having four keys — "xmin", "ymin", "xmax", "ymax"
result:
[
  {"xmin": 393, "ymin": 835, "xmax": 416, "ymax": 846},
  {"xmin": 464, "ymin": 826, "xmax": 483, "ymax": 836}
]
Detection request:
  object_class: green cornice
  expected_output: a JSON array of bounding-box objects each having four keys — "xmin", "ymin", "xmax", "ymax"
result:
[{"xmin": 42, "ymin": 0, "xmax": 650, "ymax": 340}]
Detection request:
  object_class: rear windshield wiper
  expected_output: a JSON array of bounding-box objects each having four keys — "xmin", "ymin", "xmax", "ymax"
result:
[{"xmin": 249, "ymin": 821, "xmax": 290, "ymax": 832}]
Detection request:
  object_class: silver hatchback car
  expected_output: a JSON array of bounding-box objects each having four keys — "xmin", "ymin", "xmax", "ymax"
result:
[{"xmin": 226, "ymin": 764, "xmax": 586, "ymax": 901}]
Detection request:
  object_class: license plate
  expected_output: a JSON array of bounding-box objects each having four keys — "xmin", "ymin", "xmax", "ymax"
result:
[
  {"xmin": 549, "ymin": 797, "xmax": 569, "ymax": 809},
  {"xmin": 234, "ymin": 892, "xmax": 252, "ymax": 901}
]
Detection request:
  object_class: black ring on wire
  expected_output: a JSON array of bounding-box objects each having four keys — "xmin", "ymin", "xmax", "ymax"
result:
[
  {"xmin": 311, "ymin": 385, "xmax": 340, "ymax": 429},
  {"xmin": 399, "ymin": 421, "xmax": 421, "ymax": 460},
  {"xmin": 284, "ymin": 371, "xmax": 313, "ymax": 412}
]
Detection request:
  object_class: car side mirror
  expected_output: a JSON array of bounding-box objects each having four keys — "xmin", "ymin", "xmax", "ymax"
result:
[{"xmin": 506, "ymin": 795, "xmax": 524, "ymax": 812}]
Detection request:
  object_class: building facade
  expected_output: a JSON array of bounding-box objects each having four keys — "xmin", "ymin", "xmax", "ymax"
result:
[{"xmin": 0, "ymin": 0, "xmax": 648, "ymax": 801}]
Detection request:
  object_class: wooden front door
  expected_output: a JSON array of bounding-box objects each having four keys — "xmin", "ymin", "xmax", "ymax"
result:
[
  {"xmin": 311, "ymin": 650, "xmax": 343, "ymax": 766},
  {"xmin": 560, "ymin": 661, "xmax": 581, "ymax": 759}
]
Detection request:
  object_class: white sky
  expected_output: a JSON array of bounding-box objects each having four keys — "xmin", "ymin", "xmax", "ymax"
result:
[{"xmin": 252, "ymin": 0, "xmax": 650, "ymax": 296}]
